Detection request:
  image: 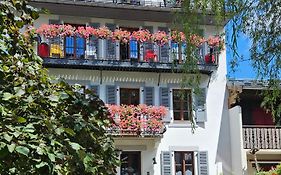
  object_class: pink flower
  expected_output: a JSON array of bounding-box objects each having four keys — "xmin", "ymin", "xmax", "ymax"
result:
[
  {"xmin": 112, "ymin": 29, "xmax": 131, "ymax": 43},
  {"xmin": 95, "ymin": 26, "xmax": 112, "ymax": 39},
  {"xmin": 151, "ymin": 31, "xmax": 169, "ymax": 46},
  {"xmin": 189, "ymin": 34, "xmax": 206, "ymax": 47},
  {"xmin": 171, "ymin": 31, "xmax": 186, "ymax": 43},
  {"xmin": 207, "ymin": 36, "xmax": 221, "ymax": 47},
  {"xmin": 131, "ymin": 29, "xmax": 151, "ymax": 43}
]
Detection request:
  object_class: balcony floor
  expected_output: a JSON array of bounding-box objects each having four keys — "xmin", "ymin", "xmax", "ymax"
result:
[{"xmin": 43, "ymin": 58, "xmax": 217, "ymax": 74}]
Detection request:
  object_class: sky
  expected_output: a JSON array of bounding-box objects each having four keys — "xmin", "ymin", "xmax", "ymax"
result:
[{"xmin": 226, "ymin": 24, "xmax": 256, "ymax": 80}]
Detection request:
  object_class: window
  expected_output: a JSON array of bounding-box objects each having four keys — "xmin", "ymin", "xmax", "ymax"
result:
[
  {"xmin": 175, "ymin": 152, "xmax": 194, "ymax": 175},
  {"xmin": 173, "ymin": 89, "xmax": 192, "ymax": 121},
  {"xmin": 120, "ymin": 88, "xmax": 140, "ymax": 105},
  {"xmin": 65, "ymin": 24, "xmax": 86, "ymax": 59},
  {"xmin": 121, "ymin": 151, "xmax": 141, "ymax": 175},
  {"xmin": 119, "ymin": 27, "xmax": 139, "ymax": 61}
]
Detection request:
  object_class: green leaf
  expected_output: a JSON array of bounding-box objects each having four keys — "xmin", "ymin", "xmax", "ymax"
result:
[
  {"xmin": 14, "ymin": 88, "xmax": 25, "ymax": 97},
  {"xmin": 36, "ymin": 147, "xmax": 44, "ymax": 155},
  {"xmin": 35, "ymin": 162, "xmax": 48, "ymax": 169},
  {"xmin": 69, "ymin": 142, "xmax": 81, "ymax": 151},
  {"xmin": 48, "ymin": 94, "xmax": 59, "ymax": 102},
  {"xmin": 7, "ymin": 144, "xmax": 16, "ymax": 153},
  {"xmin": 2, "ymin": 93, "xmax": 14, "ymax": 101},
  {"xmin": 15, "ymin": 146, "xmax": 30, "ymax": 156},
  {"xmin": 47, "ymin": 153, "xmax": 55, "ymax": 162},
  {"xmin": 4, "ymin": 133, "xmax": 13, "ymax": 142},
  {"xmin": 17, "ymin": 117, "xmax": 26, "ymax": 123},
  {"xmin": 64, "ymin": 128, "xmax": 75, "ymax": 136}
]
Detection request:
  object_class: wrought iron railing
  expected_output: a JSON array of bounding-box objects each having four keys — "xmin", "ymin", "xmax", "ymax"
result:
[
  {"xmin": 243, "ymin": 125, "xmax": 281, "ymax": 149},
  {"xmin": 37, "ymin": 37, "xmax": 219, "ymax": 65}
]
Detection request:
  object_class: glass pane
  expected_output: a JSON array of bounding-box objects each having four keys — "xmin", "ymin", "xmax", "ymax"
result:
[
  {"xmin": 183, "ymin": 112, "xmax": 190, "ymax": 121},
  {"xmin": 65, "ymin": 36, "xmax": 74, "ymax": 57},
  {"xmin": 174, "ymin": 112, "xmax": 181, "ymax": 120},
  {"xmin": 184, "ymin": 166, "xmax": 193, "ymax": 175},
  {"xmin": 173, "ymin": 102, "xmax": 181, "ymax": 110},
  {"xmin": 130, "ymin": 40, "xmax": 138, "ymax": 59},
  {"xmin": 184, "ymin": 153, "xmax": 193, "ymax": 164}
]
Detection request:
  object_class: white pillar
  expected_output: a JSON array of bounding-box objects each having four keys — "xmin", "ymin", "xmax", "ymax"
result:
[{"xmin": 229, "ymin": 106, "xmax": 248, "ymax": 174}]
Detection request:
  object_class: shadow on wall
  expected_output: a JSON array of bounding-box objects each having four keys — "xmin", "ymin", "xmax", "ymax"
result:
[{"xmin": 215, "ymin": 86, "xmax": 233, "ymax": 174}]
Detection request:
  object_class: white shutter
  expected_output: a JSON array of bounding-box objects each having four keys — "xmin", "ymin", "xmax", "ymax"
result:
[
  {"xmin": 194, "ymin": 88, "xmax": 207, "ymax": 123},
  {"xmin": 160, "ymin": 87, "xmax": 171, "ymax": 123},
  {"xmin": 105, "ymin": 23, "xmax": 116, "ymax": 60},
  {"xmin": 198, "ymin": 151, "xmax": 209, "ymax": 175},
  {"xmin": 158, "ymin": 27, "xmax": 169, "ymax": 63},
  {"xmin": 161, "ymin": 151, "xmax": 172, "ymax": 175},
  {"xmin": 106, "ymin": 85, "xmax": 116, "ymax": 104}
]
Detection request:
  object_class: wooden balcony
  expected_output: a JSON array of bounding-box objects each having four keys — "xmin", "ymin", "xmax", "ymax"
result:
[{"xmin": 243, "ymin": 125, "xmax": 281, "ymax": 149}]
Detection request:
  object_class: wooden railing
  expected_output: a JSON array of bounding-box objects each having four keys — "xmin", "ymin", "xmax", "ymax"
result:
[{"xmin": 243, "ymin": 125, "xmax": 281, "ymax": 149}]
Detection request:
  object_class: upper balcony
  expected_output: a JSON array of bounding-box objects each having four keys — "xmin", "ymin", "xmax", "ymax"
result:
[
  {"xmin": 36, "ymin": 25, "xmax": 221, "ymax": 74},
  {"xmin": 30, "ymin": 0, "xmax": 220, "ymax": 24}
]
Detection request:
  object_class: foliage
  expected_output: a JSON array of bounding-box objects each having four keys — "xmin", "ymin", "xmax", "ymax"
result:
[
  {"xmin": 0, "ymin": 0, "xmax": 119, "ymax": 174},
  {"xmin": 106, "ymin": 104, "xmax": 167, "ymax": 134},
  {"xmin": 256, "ymin": 163, "xmax": 281, "ymax": 175},
  {"xmin": 177, "ymin": 0, "xmax": 281, "ymax": 121}
]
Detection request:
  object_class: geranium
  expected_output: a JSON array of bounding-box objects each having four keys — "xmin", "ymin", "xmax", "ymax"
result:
[
  {"xmin": 95, "ymin": 26, "xmax": 112, "ymax": 39},
  {"xmin": 112, "ymin": 29, "xmax": 131, "ymax": 43},
  {"xmin": 151, "ymin": 31, "xmax": 169, "ymax": 46},
  {"xmin": 171, "ymin": 30, "xmax": 186, "ymax": 43},
  {"xmin": 207, "ymin": 35, "xmax": 221, "ymax": 47},
  {"xmin": 58, "ymin": 24, "xmax": 76, "ymax": 37},
  {"xmin": 106, "ymin": 104, "xmax": 167, "ymax": 135},
  {"xmin": 189, "ymin": 34, "xmax": 206, "ymax": 47},
  {"xmin": 131, "ymin": 29, "xmax": 151, "ymax": 43},
  {"xmin": 36, "ymin": 24, "xmax": 59, "ymax": 38}
]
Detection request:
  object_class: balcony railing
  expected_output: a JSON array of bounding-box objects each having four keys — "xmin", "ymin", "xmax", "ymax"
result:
[
  {"xmin": 106, "ymin": 104, "xmax": 167, "ymax": 137},
  {"xmin": 243, "ymin": 125, "xmax": 281, "ymax": 149},
  {"xmin": 32, "ymin": 0, "xmax": 182, "ymax": 8},
  {"xmin": 37, "ymin": 37, "xmax": 219, "ymax": 72}
]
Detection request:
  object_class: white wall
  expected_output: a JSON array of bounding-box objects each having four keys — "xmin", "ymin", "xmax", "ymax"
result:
[{"xmin": 35, "ymin": 14, "xmax": 231, "ymax": 175}]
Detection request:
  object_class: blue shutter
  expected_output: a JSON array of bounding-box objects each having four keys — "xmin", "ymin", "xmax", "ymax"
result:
[
  {"xmin": 161, "ymin": 151, "xmax": 172, "ymax": 175},
  {"xmin": 194, "ymin": 88, "xmax": 207, "ymax": 123},
  {"xmin": 158, "ymin": 27, "xmax": 169, "ymax": 63},
  {"xmin": 106, "ymin": 23, "xmax": 116, "ymax": 60},
  {"xmin": 88, "ymin": 23, "xmax": 100, "ymax": 59},
  {"xmin": 106, "ymin": 85, "xmax": 116, "ymax": 104},
  {"xmin": 198, "ymin": 151, "xmax": 209, "ymax": 175},
  {"xmin": 90, "ymin": 85, "xmax": 99, "ymax": 97},
  {"xmin": 144, "ymin": 87, "xmax": 154, "ymax": 106}
]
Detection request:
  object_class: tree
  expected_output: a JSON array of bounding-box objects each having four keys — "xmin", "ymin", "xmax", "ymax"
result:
[
  {"xmin": 0, "ymin": 1, "xmax": 119, "ymax": 174},
  {"xmin": 176, "ymin": 0, "xmax": 281, "ymax": 120}
]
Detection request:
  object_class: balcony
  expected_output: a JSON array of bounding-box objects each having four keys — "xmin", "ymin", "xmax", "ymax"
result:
[
  {"xmin": 243, "ymin": 125, "xmax": 281, "ymax": 149},
  {"xmin": 37, "ymin": 37, "xmax": 219, "ymax": 74},
  {"xmin": 106, "ymin": 104, "xmax": 167, "ymax": 137}
]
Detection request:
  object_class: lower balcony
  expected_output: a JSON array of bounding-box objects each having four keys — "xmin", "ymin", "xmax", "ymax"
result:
[
  {"xmin": 106, "ymin": 104, "xmax": 167, "ymax": 137},
  {"xmin": 243, "ymin": 125, "xmax": 281, "ymax": 149}
]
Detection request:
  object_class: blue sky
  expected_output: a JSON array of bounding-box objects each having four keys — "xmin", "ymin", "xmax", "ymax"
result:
[{"xmin": 226, "ymin": 25, "xmax": 256, "ymax": 80}]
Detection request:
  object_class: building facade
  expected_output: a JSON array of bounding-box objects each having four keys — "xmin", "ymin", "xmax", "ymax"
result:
[
  {"xmin": 31, "ymin": 0, "xmax": 232, "ymax": 174},
  {"xmin": 228, "ymin": 80, "xmax": 281, "ymax": 175}
]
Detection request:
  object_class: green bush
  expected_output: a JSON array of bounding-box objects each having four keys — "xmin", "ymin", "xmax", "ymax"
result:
[{"xmin": 0, "ymin": 1, "xmax": 119, "ymax": 174}]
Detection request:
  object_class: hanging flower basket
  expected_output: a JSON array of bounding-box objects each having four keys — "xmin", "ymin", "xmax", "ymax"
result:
[
  {"xmin": 112, "ymin": 29, "xmax": 131, "ymax": 43},
  {"xmin": 95, "ymin": 26, "xmax": 112, "ymax": 39},
  {"xmin": 189, "ymin": 34, "xmax": 206, "ymax": 47},
  {"xmin": 171, "ymin": 31, "xmax": 186, "ymax": 43},
  {"xmin": 131, "ymin": 29, "xmax": 151, "ymax": 43},
  {"xmin": 58, "ymin": 24, "xmax": 76, "ymax": 37},
  {"xmin": 76, "ymin": 26, "xmax": 97, "ymax": 38},
  {"xmin": 151, "ymin": 31, "xmax": 169, "ymax": 46},
  {"xmin": 207, "ymin": 36, "xmax": 221, "ymax": 47},
  {"xmin": 36, "ymin": 24, "xmax": 60, "ymax": 38}
]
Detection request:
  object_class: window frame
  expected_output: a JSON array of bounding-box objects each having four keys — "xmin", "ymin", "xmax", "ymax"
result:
[
  {"xmin": 174, "ymin": 151, "xmax": 195, "ymax": 175},
  {"xmin": 64, "ymin": 24, "xmax": 86, "ymax": 59},
  {"xmin": 172, "ymin": 89, "xmax": 192, "ymax": 121},
  {"xmin": 120, "ymin": 88, "xmax": 140, "ymax": 106}
]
